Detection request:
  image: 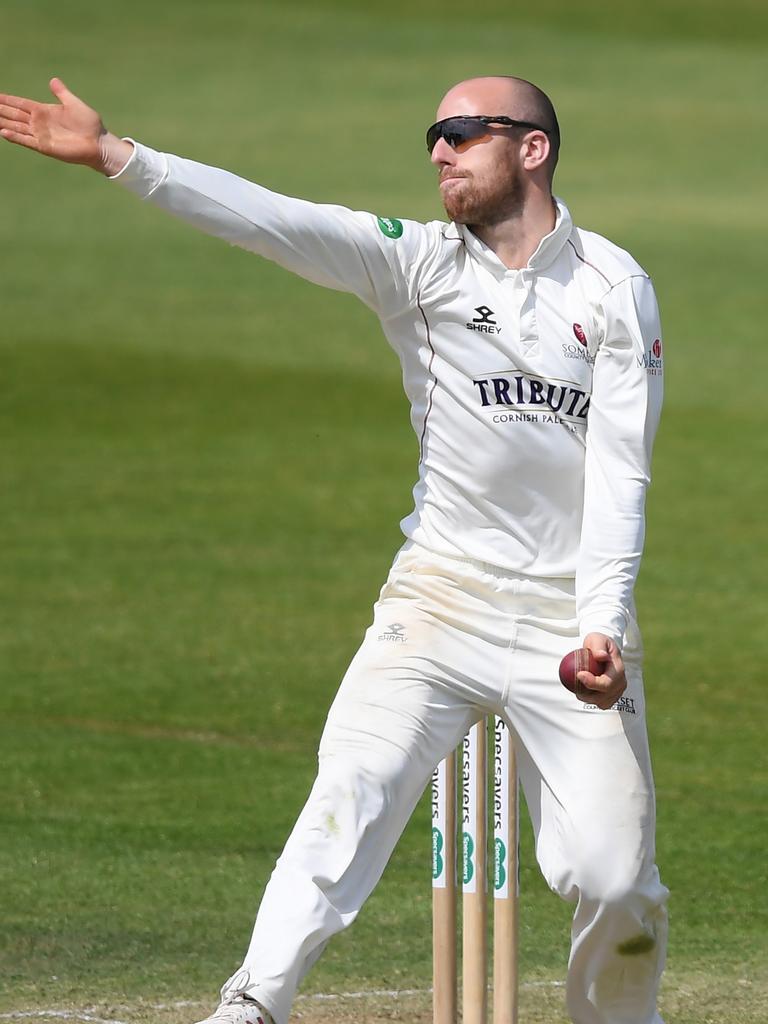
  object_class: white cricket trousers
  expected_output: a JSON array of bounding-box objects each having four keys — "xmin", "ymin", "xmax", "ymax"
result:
[{"xmin": 226, "ymin": 543, "xmax": 669, "ymax": 1024}]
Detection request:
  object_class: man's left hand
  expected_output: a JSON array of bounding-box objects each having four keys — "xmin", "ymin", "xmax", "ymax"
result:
[{"xmin": 577, "ymin": 633, "xmax": 626, "ymax": 710}]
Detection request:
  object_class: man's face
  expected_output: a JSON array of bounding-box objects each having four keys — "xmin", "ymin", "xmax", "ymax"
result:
[{"xmin": 430, "ymin": 87, "xmax": 527, "ymax": 227}]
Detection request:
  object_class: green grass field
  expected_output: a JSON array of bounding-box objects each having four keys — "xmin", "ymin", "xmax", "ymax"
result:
[{"xmin": 1, "ymin": 2, "xmax": 767, "ymax": 1022}]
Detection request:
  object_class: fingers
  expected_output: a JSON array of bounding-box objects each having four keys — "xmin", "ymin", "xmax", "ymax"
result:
[
  {"xmin": 0, "ymin": 128, "xmax": 41, "ymax": 152},
  {"xmin": 49, "ymin": 77, "xmax": 78, "ymax": 105},
  {"xmin": 582, "ymin": 633, "xmax": 623, "ymax": 671},
  {"xmin": 0, "ymin": 102, "xmax": 31, "ymax": 122},
  {"xmin": 0, "ymin": 103, "xmax": 33, "ymax": 139},
  {"xmin": 606, "ymin": 637, "xmax": 624, "ymax": 673},
  {"xmin": 0, "ymin": 101, "xmax": 36, "ymax": 145},
  {"xmin": 575, "ymin": 675, "xmax": 626, "ymax": 710},
  {"xmin": 582, "ymin": 631, "xmax": 612, "ymax": 662},
  {"xmin": 0, "ymin": 124, "xmax": 35, "ymax": 140},
  {"xmin": 575, "ymin": 636, "xmax": 627, "ymax": 710},
  {"xmin": 0, "ymin": 93, "xmax": 36, "ymax": 115},
  {"xmin": 0, "ymin": 78, "xmax": 77, "ymax": 116},
  {"xmin": 576, "ymin": 661, "xmax": 625, "ymax": 690}
]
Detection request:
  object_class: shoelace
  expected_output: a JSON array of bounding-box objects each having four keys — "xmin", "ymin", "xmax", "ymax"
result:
[
  {"xmin": 220, "ymin": 969, "xmax": 253, "ymax": 1003},
  {"xmin": 217, "ymin": 970, "xmax": 267, "ymax": 1024},
  {"xmin": 212, "ymin": 998, "xmax": 264, "ymax": 1024}
]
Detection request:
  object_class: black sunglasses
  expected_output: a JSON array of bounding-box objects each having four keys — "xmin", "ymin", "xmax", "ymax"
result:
[{"xmin": 426, "ymin": 115, "xmax": 549, "ymax": 154}]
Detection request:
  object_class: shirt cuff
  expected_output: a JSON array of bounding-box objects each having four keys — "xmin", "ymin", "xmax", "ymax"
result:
[
  {"xmin": 579, "ymin": 612, "xmax": 627, "ymax": 649},
  {"xmin": 108, "ymin": 138, "xmax": 169, "ymax": 198}
]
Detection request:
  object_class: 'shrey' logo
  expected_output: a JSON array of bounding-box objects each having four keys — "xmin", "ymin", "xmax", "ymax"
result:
[
  {"xmin": 378, "ymin": 622, "xmax": 407, "ymax": 642},
  {"xmin": 467, "ymin": 305, "xmax": 501, "ymax": 334}
]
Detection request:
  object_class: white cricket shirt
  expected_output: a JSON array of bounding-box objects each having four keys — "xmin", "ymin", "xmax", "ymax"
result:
[{"xmin": 113, "ymin": 142, "xmax": 664, "ymax": 645}]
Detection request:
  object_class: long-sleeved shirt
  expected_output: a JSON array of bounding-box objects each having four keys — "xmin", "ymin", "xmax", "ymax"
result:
[{"xmin": 113, "ymin": 141, "xmax": 664, "ymax": 645}]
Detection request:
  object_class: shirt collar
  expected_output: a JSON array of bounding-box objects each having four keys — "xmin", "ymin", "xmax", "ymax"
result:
[{"xmin": 450, "ymin": 197, "xmax": 573, "ymax": 275}]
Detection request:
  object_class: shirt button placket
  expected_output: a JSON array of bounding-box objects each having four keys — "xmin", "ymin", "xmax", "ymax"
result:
[{"xmin": 505, "ymin": 270, "xmax": 529, "ymax": 353}]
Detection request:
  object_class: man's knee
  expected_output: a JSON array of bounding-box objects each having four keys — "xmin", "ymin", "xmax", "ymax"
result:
[{"xmin": 546, "ymin": 832, "xmax": 665, "ymax": 910}]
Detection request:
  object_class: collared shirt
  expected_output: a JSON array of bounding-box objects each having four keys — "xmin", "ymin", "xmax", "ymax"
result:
[{"xmin": 113, "ymin": 142, "xmax": 664, "ymax": 644}]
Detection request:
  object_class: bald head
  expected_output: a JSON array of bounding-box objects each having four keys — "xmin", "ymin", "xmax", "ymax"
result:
[{"xmin": 436, "ymin": 76, "xmax": 560, "ymax": 179}]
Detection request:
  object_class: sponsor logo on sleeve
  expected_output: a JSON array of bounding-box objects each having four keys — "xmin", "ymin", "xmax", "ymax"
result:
[
  {"xmin": 376, "ymin": 216, "xmax": 404, "ymax": 239},
  {"xmin": 637, "ymin": 338, "xmax": 663, "ymax": 375}
]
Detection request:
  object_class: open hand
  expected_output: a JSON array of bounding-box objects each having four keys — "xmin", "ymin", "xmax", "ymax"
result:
[
  {"xmin": 576, "ymin": 633, "xmax": 626, "ymax": 710},
  {"xmin": 0, "ymin": 78, "xmax": 130, "ymax": 174}
]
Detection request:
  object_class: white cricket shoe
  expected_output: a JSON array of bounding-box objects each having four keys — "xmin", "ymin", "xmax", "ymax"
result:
[{"xmin": 194, "ymin": 971, "xmax": 273, "ymax": 1024}]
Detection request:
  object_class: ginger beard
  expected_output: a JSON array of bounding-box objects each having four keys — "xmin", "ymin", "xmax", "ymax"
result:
[{"xmin": 439, "ymin": 144, "xmax": 526, "ymax": 227}]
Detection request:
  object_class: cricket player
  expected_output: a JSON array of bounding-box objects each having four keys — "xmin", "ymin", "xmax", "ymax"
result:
[{"xmin": 0, "ymin": 74, "xmax": 669, "ymax": 1024}]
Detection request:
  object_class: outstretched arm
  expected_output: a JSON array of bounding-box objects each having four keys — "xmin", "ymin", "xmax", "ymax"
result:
[
  {"xmin": 0, "ymin": 78, "xmax": 132, "ymax": 175},
  {"xmin": 1, "ymin": 79, "xmax": 430, "ymax": 317}
]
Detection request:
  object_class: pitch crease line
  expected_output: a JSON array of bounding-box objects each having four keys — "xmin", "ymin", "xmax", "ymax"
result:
[
  {"xmin": 0, "ymin": 1013, "xmax": 130, "ymax": 1024},
  {"xmin": 1, "ymin": 981, "xmax": 566, "ymax": 1022}
]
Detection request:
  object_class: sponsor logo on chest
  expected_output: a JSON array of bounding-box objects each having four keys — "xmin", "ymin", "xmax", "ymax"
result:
[
  {"xmin": 461, "ymin": 305, "xmax": 594, "ymax": 369},
  {"xmin": 466, "ymin": 305, "xmax": 502, "ymax": 334},
  {"xmin": 473, "ymin": 371, "xmax": 590, "ymax": 422},
  {"xmin": 562, "ymin": 322, "xmax": 595, "ymax": 364}
]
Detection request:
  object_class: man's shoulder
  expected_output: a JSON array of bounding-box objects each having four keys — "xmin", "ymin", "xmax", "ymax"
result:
[
  {"xmin": 370, "ymin": 213, "xmax": 460, "ymax": 250},
  {"xmin": 568, "ymin": 224, "xmax": 650, "ymax": 292},
  {"xmin": 366, "ymin": 213, "xmax": 463, "ymax": 291}
]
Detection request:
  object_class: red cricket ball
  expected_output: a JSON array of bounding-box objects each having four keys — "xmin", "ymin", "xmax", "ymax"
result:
[{"xmin": 558, "ymin": 648, "xmax": 605, "ymax": 694}]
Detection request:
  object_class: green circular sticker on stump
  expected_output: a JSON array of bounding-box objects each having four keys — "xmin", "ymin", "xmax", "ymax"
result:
[
  {"xmin": 376, "ymin": 216, "xmax": 403, "ymax": 239},
  {"xmin": 462, "ymin": 831, "xmax": 474, "ymax": 884},
  {"xmin": 432, "ymin": 827, "xmax": 444, "ymax": 880},
  {"xmin": 494, "ymin": 838, "xmax": 506, "ymax": 890}
]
